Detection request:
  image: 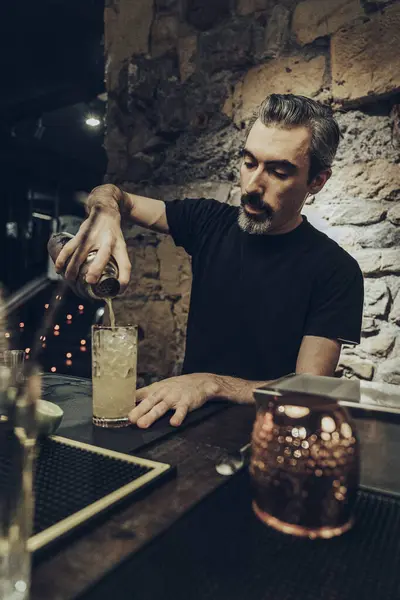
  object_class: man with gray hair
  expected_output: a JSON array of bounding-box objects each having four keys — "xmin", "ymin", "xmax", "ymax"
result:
[{"xmin": 54, "ymin": 94, "xmax": 364, "ymax": 429}]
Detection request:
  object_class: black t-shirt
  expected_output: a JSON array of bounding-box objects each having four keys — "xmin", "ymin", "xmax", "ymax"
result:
[{"xmin": 165, "ymin": 198, "xmax": 364, "ymax": 381}]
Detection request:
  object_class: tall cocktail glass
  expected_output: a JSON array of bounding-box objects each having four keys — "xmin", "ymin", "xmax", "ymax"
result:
[{"xmin": 91, "ymin": 325, "xmax": 137, "ymax": 428}]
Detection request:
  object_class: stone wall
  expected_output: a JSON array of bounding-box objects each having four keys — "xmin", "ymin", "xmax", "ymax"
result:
[{"xmin": 104, "ymin": 0, "xmax": 400, "ymax": 386}]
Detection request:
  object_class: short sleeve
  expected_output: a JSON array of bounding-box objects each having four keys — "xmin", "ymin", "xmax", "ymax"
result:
[
  {"xmin": 165, "ymin": 198, "xmax": 235, "ymax": 256},
  {"xmin": 304, "ymin": 255, "xmax": 364, "ymax": 345}
]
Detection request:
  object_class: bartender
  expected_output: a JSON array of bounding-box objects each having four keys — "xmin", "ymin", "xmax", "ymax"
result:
[{"xmin": 54, "ymin": 93, "xmax": 364, "ymax": 429}]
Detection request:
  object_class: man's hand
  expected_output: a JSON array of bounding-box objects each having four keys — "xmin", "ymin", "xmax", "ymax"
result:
[
  {"xmin": 129, "ymin": 373, "xmax": 221, "ymax": 428},
  {"xmin": 54, "ymin": 184, "xmax": 132, "ymax": 292},
  {"xmin": 128, "ymin": 336, "xmax": 342, "ymax": 429}
]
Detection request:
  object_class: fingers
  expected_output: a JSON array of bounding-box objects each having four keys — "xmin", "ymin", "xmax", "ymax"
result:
[
  {"xmin": 128, "ymin": 392, "xmax": 162, "ymax": 424},
  {"xmin": 113, "ymin": 242, "xmax": 132, "ymax": 292},
  {"xmin": 170, "ymin": 404, "xmax": 188, "ymax": 427},
  {"xmin": 55, "ymin": 236, "xmax": 80, "ymax": 275},
  {"xmin": 129, "ymin": 378, "xmax": 192, "ymax": 429},
  {"xmin": 61, "ymin": 219, "xmax": 96, "ymax": 280},
  {"xmin": 137, "ymin": 400, "xmax": 170, "ymax": 429},
  {"xmin": 64, "ymin": 234, "xmax": 94, "ymax": 281},
  {"xmin": 136, "ymin": 384, "xmax": 157, "ymax": 403},
  {"xmin": 85, "ymin": 235, "xmax": 112, "ymax": 284},
  {"xmin": 64, "ymin": 238, "xmax": 93, "ymax": 281}
]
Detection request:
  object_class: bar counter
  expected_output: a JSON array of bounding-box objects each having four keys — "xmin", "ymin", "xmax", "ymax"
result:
[{"xmin": 31, "ymin": 388, "xmax": 400, "ymax": 600}]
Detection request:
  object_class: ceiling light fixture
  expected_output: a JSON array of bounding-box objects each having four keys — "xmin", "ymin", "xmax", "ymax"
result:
[{"xmin": 85, "ymin": 116, "xmax": 101, "ymax": 127}]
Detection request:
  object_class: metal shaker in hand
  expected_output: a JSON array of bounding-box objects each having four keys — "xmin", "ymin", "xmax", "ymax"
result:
[{"xmin": 47, "ymin": 232, "xmax": 120, "ymax": 300}]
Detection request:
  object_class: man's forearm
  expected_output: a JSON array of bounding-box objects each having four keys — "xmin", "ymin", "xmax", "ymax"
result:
[
  {"xmin": 211, "ymin": 374, "xmax": 271, "ymax": 405},
  {"xmin": 87, "ymin": 184, "xmax": 169, "ymax": 233}
]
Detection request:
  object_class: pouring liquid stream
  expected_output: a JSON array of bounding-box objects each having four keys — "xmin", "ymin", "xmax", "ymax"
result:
[{"xmin": 105, "ymin": 298, "xmax": 116, "ymax": 330}]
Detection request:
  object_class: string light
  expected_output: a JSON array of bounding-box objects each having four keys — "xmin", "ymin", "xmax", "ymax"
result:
[
  {"xmin": 40, "ymin": 335, "xmax": 46, "ymax": 341},
  {"xmin": 50, "ymin": 367, "xmax": 57, "ymax": 373},
  {"xmin": 54, "ymin": 331, "xmax": 60, "ymax": 337},
  {"xmin": 80, "ymin": 339, "xmax": 86, "ymax": 345},
  {"xmin": 42, "ymin": 343, "xmax": 46, "ymax": 348},
  {"xmin": 5, "ymin": 333, "xmax": 10, "ymax": 338},
  {"xmin": 55, "ymin": 295, "xmax": 62, "ymax": 301},
  {"xmin": 66, "ymin": 314, "xmax": 72, "ymax": 320},
  {"xmin": 19, "ymin": 322, "xmax": 24, "ymax": 328},
  {"xmin": 78, "ymin": 305, "xmax": 84, "ymax": 311},
  {"xmin": 80, "ymin": 346, "xmax": 87, "ymax": 352},
  {"xmin": 54, "ymin": 325, "xmax": 60, "ymax": 331},
  {"xmin": 25, "ymin": 348, "xmax": 30, "ymax": 354},
  {"xmin": 66, "ymin": 352, "xmax": 72, "ymax": 358},
  {"xmin": 66, "ymin": 359, "xmax": 72, "ymax": 366},
  {"xmin": 44, "ymin": 304, "xmax": 49, "ymax": 309}
]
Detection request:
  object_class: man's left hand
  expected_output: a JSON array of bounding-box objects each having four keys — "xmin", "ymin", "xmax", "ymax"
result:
[{"xmin": 128, "ymin": 373, "xmax": 220, "ymax": 429}]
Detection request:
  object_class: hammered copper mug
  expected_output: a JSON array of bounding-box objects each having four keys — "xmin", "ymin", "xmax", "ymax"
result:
[{"xmin": 250, "ymin": 382, "xmax": 360, "ymax": 539}]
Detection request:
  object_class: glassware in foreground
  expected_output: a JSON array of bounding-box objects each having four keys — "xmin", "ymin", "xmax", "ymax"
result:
[
  {"xmin": 91, "ymin": 325, "xmax": 137, "ymax": 428},
  {"xmin": 1, "ymin": 367, "xmax": 39, "ymax": 600},
  {"xmin": 250, "ymin": 382, "xmax": 360, "ymax": 539},
  {"xmin": 2, "ymin": 351, "xmax": 25, "ymax": 388}
]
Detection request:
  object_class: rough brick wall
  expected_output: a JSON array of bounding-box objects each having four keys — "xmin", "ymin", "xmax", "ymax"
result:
[{"xmin": 105, "ymin": 0, "xmax": 400, "ymax": 385}]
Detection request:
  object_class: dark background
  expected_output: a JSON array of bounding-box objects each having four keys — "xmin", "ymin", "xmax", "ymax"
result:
[{"xmin": 0, "ymin": 0, "xmax": 107, "ymax": 376}]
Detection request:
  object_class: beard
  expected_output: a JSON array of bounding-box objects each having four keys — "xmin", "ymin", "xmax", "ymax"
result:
[{"xmin": 237, "ymin": 193, "xmax": 274, "ymax": 235}]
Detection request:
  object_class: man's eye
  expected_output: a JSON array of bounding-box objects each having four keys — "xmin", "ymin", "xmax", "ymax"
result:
[
  {"xmin": 244, "ymin": 161, "xmax": 256, "ymax": 169},
  {"xmin": 272, "ymin": 170, "xmax": 288, "ymax": 180}
]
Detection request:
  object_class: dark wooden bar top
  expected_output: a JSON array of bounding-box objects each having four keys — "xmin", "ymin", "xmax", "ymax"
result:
[
  {"xmin": 31, "ymin": 404, "xmax": 400, "ymax": 600},
  {"xmin": 31, "ymin": 405, "xmax": 255, "ymax": 600}
]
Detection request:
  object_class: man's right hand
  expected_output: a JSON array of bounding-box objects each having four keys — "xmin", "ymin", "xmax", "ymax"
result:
[{"xmin": 55, "ymin": 184, "xmax": 132, "ymax": 292}]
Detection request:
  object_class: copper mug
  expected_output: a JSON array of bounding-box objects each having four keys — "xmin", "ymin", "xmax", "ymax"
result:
[{"xmin": 250, "ymin": 382, "xmax": 359, "ymax": 539}]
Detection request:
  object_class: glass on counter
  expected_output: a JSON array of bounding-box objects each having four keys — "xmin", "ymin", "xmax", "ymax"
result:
[{"xmin": 91, "ymin": 325, "xmax": 138, "ymax": 428}]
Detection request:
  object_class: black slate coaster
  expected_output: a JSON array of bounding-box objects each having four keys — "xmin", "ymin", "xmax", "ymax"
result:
[{"xmin": 41, "ymin": 374, "xmax": 230, "ymax": 454}]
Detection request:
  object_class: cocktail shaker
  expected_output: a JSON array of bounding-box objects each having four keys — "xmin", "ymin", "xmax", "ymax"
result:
[
  {"xmin": 250, "ymin": 383, "xmax": 360, "ymax": 539},
  {"xmin": 48, "ymin": 232, "xmax": 120, "ymax": 300}
]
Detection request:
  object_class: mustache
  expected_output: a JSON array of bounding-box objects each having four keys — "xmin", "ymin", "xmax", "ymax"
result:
[{"xmin": 240, "ymin": 193, "xmax": 273, "ymax": 215}]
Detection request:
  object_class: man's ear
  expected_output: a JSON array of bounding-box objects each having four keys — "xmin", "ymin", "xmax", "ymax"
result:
[{"xmin": 309, "ymin": 168, "xmax": 332, "ymax": 194}]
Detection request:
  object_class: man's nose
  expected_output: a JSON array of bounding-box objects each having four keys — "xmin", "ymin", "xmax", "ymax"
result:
[{"xmin": 245, "ymin": 169, "xmax": 265, "ymax": 195}]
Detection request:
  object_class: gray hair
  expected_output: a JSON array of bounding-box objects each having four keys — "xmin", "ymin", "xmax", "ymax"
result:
[{"xmin": 249, "ymin": 94, "xmax": 342, "ymax": 182}]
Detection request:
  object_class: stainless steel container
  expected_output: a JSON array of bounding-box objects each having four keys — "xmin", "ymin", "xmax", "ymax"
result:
[{"xmin": 48, "ymin": 232, "xmax": 120, "ymax": 300}]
